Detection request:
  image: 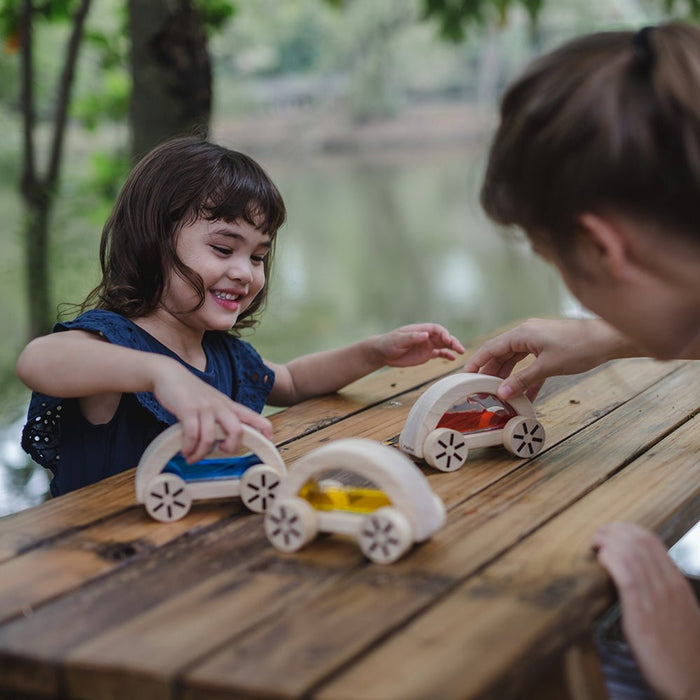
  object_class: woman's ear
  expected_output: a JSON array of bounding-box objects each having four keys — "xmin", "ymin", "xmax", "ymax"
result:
[{"xmin": 577, "ymin": 212, "xmax": 630, "ymax": 280}]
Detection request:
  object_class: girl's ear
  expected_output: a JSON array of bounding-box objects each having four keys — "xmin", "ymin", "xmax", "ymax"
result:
[{"xmin": 576, "ymin": 212, "xmax": 630, "ymax": 280}]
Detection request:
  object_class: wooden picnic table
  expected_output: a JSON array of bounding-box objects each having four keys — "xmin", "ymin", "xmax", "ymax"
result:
[{"xmin": 0, "ymin": 345, "xmax": 698, "ymax": 700}]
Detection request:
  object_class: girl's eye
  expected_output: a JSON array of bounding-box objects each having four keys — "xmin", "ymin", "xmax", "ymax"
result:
[
  {"xmin": 251, "ymin": 254, "xmax": 267, "ymax": 264},
  {"xmin": 211, "ymin": 245, "xmax": 232, "ymax": 255}
]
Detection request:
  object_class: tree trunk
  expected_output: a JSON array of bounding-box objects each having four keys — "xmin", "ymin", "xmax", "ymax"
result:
[
  {"xmin": 24, "ymin": 195, "xmax": 53, "ymax": 339},
  {"xmin": 128, "ymin": 0, "xmax": 212, "ymax": 162},
  {"xmin": 20, "ymin": 0, "xmax": 91, "ymax": 339}
]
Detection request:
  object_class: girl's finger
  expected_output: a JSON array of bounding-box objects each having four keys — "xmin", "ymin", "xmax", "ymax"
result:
[
  {"xmin": 194, "ymin": 411, "xmax": 217, "ymax": 463},
  {"xmin": 216, "ymin": 414, "xmax": 244, "ymax": 454},
  {"xmin": 180, "ymin": 414, "xmax": 202, "ymax": 462}
]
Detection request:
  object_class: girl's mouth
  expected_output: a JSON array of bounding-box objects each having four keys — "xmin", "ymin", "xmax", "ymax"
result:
[{"xmin": 211, "ymin": 290, "xmax": 243, "ymax": 311}]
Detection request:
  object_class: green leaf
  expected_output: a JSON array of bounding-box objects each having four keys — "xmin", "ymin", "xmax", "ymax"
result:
[{"xmin": 194, "ymin": 0, "xmax": 236, "ymax": 32}]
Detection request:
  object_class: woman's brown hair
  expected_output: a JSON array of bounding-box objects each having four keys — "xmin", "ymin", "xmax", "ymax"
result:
[
  {"xmin": 481, "ymin": 23, "xmax": 700, "ymax": 256},
  {"xmin": 80, "ymin": 137, "xmax": 286, "ymax": 334}
]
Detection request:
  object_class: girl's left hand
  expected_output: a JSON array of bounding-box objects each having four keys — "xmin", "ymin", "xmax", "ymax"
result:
[{"xmin": 375, "ymin": 324, "xmax": 465, "ymax": 367}]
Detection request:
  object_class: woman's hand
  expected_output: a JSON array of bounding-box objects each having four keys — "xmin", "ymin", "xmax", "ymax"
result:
[
  {"xmin": 373, "ymin": 323, "xmax": 465, "ymax": 367},
  {"xmin": 463, "ymin": 318, "xmax": 634, "ymax": 401},
  {"xmin": 151, "ymin": 358, "xmax": 272, "ymax": 463},
  {"xmin": 592, "ymin": 522, "xmax": 700, "ymax": 700}
]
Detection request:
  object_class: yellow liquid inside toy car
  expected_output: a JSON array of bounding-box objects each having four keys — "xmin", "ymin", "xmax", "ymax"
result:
[{"xmin": 299, "ymin": 480, "xmax": 391, "ymax": 513}]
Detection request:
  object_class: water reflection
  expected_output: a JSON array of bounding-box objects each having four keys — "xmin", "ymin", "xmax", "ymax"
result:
[
  {"xmin": 251, "ymin": 146, "xmax": 571, "ymax": 363},
  {"xmin": 0, "ymin": 416, "xmax": 50, "ymax": 516},
  {"xmin": 0, "ymin": 145, "xmax": 572, "ymax": 516}
]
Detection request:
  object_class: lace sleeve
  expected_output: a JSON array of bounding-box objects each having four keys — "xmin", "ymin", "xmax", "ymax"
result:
[{"xmin": 21, "ymin": 393, "xmax": 65, "ymax": 471}]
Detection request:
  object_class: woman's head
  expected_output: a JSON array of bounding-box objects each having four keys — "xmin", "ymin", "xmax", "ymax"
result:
[
  {"xmin": 88, "ymin": 137, "xmax": 286, "ymax": 333},
  {"xmin": 481, "ymin": 23, "xmax": 700, "ymax": 259}
]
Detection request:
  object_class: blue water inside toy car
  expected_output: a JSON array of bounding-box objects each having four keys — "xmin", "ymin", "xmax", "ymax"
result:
[{"xmin": 164, "ymin": 453, "xmax": 261, "ymax": 482}]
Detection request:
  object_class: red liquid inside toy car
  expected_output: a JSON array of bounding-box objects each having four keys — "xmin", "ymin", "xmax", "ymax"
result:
[{"xmin": 436, "ymin": 392, "xmax": 517, "ymax": 433}]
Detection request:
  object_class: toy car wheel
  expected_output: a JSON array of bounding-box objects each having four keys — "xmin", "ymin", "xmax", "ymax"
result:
[
  {"xmin": 144, "ymin": 473, "xmax": 192, "ymax": 522},
  {"xmin": 358, "ymin": 506, "xmax": 413, "ymax": 564},
  {"xmin": 265, "ymin": 498, "xmax": 318, "ymax": 552},
  {"xmin": 240, "ymin": 464, "xmax": 282, "ymax": 513},
  {"xmin": 423, "ymin": 428, "xmax": 468, "ymax": 472},
  {"xmin": 503, "ymin": 417, "xmax": 545, "ymax": 457}
]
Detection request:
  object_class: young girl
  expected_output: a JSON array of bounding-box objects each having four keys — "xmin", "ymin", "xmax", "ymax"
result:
[
  {"xmin": 17, "ymin": 137, "xmax": 464, "ymax": 497},
  {"xmin": 464, "ymin": 24, "xmax": 700, "ymax": 700}
]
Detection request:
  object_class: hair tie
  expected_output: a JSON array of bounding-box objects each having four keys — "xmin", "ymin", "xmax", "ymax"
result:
[{"xmin": 632, "ymin": 26, "xmax": 656, "ymax": 75}]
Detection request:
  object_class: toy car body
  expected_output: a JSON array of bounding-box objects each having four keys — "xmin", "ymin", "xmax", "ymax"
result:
[
  {"xmin": 264, "ymin": 438, "xmax": 446, "ymax": 564},
  {"xmin": 399, "ymin": 373, "xmax": 545, "ymax": 472},
  {"xmin": 135, "ymin": 423, "xmax": 286, "ymax": 522}
]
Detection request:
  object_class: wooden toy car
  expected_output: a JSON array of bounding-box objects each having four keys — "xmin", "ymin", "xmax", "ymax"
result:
[
  {"xmin": 399, "ymin": 373, "xmax": 545, "ymax": 472},
  {"xmin": 264, "ymin": 438, "xmax": 446, "ymax": 564},
  {"xmin": 135, "ymin": 423, "xmax": 286, "ymax": 522}
]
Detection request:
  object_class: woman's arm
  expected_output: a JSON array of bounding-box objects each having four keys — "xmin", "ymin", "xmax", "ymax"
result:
[
  {"xmin": 17, "ymin": 330, "xmax": 271, "ymax": 462},
  {"xmin": 265, "ymin": 323, "xmax": 464, "ymax": 406}
]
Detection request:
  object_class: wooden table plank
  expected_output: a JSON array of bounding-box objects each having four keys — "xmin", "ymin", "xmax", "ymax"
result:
[
  {"xmin": 0, "ymin": 513, "xmax": 361, "ymax": 698},
  {"xmin": 0, "ymin": 359, "xmax": 680, "ymax": 640},
  {"xmin": 0, "ymin": 357, "xmax": 678, "ymax": 633},
  {"xmin": 177, "ymin": 363, "xmax": 698, "ymax": 699},
  {"xmin": 0, "ymin": 358, "xmax": 694, "ymax": 700},
  {"xmin": 315, "ymin": 413, "xmax": 700, "ymax": 699},
  {"xmin": 0, "ymin": 501, "xmax": 252, "ymax": 626}
]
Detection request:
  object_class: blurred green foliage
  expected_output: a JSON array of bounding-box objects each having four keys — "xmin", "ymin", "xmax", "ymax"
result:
[
  {"xmin": 196, "ymin": 0, "xmax": 236, "ymax": 31},
  {"xmin": 663, "ymin": 0, "xmax": 700, "ymax": 17},
  {"xmin": 421, "ymin": 0, "xmax": 698, "ymax": 41},
  {"xmin": 422, "ymin": 0, "xmax": 543, "ymax": 40}
]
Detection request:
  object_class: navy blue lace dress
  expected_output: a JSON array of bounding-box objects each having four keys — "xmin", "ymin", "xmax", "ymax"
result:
[{"xmin": 21, "ymin": 309, "xmax": 275, "ymax": 496}]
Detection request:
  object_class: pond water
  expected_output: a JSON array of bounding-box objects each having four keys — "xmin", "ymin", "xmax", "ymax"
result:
[{"xmin": 0, "ymin": 137, "xmax": 582, "ymax": 517}]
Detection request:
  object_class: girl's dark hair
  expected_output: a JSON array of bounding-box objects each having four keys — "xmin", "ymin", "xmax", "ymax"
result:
[
  {"xmin": 481, "ymin": 23, "xmax": 700, "ymax": 257},
  {"xmin": 81, "ymin": 137, "xmax": 286, "ymax": 334}
]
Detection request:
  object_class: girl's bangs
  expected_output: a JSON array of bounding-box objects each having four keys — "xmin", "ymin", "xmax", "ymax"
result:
[{"xmin": 201, "ymin": 174, "xmax": 285, "ymax": 236}]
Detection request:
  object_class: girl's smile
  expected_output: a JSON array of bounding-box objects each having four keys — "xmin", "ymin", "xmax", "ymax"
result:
[{"xmin": 211, "ymin": 288, "xmax": 246, "ymax": 311}]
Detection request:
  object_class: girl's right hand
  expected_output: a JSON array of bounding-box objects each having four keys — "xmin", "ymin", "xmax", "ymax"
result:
[
  {"xmin": 152, "ymin": 358, "xmax": 273, "ymax": 464},
  {"xmin": 463, "ymin": 318, "xmax": 633, "ymax": 401}
]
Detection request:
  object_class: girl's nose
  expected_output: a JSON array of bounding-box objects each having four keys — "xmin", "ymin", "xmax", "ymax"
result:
[{"xmin": 228, "ymin": 257, "xmax": 253, "ymax": 283}]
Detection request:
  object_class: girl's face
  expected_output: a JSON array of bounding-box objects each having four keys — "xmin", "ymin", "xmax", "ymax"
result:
[{"xmin": 162, "ymin": 216, "xmax": 270, "ymax": 333}]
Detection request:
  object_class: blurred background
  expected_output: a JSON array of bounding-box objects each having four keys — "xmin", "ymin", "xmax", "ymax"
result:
[{"xmin": 0, "ymin": 0, "xmax": 696, "ymax": 577}]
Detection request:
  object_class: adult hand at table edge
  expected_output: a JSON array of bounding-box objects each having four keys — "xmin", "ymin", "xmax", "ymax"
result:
[
  {"xmin": 591, "ymin": 522, "xmax": 700, "ymax": 700},
  {"xmin": 462, "ymin": 318, "xmax": 630, "ymax": 402}
]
